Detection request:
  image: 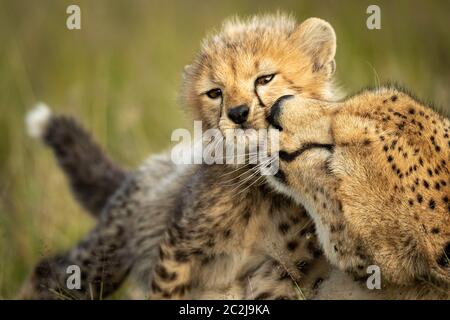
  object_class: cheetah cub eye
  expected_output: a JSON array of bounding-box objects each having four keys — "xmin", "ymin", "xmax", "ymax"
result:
[
  {"xmin": 255, "ymin": 74, "xmax": 275, "ymax": 86},
  {"xmin": 206, "ymin": 88, "xmax": 222, "ymax": 99}
]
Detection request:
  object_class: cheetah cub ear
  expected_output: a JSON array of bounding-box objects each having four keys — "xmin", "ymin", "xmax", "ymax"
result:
[{"xmin": 292, "ymin": 17, "xmax": 337, "ymax": 77}]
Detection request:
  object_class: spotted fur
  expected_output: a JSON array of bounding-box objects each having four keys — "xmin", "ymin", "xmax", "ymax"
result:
[
  {"xmin": 266, "ymin": 87, "xmax": 450, "ymax": 299},
  {"xmin": 21, "ymin": 13, "xmax": 341, "ymax": 300}
]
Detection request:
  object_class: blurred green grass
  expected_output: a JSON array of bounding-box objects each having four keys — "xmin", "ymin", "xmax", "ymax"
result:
[{"xmin": 0, "ymin": 0, "xmax": 449, "ymax": 299}]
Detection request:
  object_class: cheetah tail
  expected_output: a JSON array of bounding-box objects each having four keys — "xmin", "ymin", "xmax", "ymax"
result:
[{"xmin": 25, "ymin": 103, "xmax": 127, "ymax": 218}]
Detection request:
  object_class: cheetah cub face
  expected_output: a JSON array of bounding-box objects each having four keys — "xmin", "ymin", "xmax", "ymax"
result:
[
  {"xmin": 181, "ymin": 14, "xmax": 337, "ymax": 136},
  {"xmin": 265, "ymin": 90, "xmax": 450, "ymax": 291}
]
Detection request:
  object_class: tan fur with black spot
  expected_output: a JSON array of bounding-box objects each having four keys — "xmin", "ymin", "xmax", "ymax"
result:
[{"xmin": 266, "ymin": 87, "xmax": 450, "ymax": 299}]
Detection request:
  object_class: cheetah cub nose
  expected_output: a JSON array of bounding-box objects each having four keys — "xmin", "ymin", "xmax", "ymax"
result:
[{"xmin": 228, "ymin": 104, "xmax": 250, "ymax": 124}]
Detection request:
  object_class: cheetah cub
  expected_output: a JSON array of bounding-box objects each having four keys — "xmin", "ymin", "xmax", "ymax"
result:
[
  {"xmin": 265, "ymin": 87, "xmax": 450, "ymax": 299},
  {"xmin": 22, "ymin": 14, "xmax": 340, "ymax": 299},
  {"xmin": 147, "ymin": 13, "xmax": 339, "ymax": 300}
]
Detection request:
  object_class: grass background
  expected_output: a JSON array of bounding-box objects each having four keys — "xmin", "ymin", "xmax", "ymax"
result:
[{"xmin": 0, "ymin": 0, "xmax": 449, "ymax": 299}]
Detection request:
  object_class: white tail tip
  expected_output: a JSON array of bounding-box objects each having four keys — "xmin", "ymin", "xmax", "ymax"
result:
[{"xmin": 26, "ymin": 103, "xmax": 52, "ymax": 139}]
